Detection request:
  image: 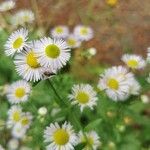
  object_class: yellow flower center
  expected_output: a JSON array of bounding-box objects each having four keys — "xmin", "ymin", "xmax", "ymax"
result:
[
  {"xmin": 67, "ymin": 38, "xmax": 76, "ymax": 46},
  {"xmin": 106, "ymin": 0, "xmax": 118, "ymax": 6},
  {"xmin": 45, "ymin": 44, "xmax": 60, "ymax": 58},
  {"xmin": 127, "ymin": 59, "xmax": 138, "ymax": 68},
  {"xmin": 107, "ymin": 78, "xmax": 119, "ymax": 90},
  {"xmin": 82, "ymin": 136, "xmax": 94, "ymax": 147},
  {"xmin": 53, "ymin": 129, "xmax": 69, "ymax": 145},
  {"xmin": 13, "ymin": 37, "xmax": 23, "ymax": 49},
  {"xmin": 13, "ymin": 112, "xmax": 20, "ymax": 122},
  {"xmin": 26, "ymin": 51, "xmax": 40, "ymax": 68},
  {"xmin": 55, "ymin": 27, "xmax": 63, "ymax": 33},
  {"xmin": 76, "ymin": 92, "xmax": 89, "ymax": 104},
  {"xmin": 80, "ymin": 28, "xmax": 88, "ymax": 35},
  {"xmin": 15, "ymin": 87, "xmax": 25, "ymax": 98},
  {"xmin": 21, "ymin": 117, "xmax": 29, "ymax": 126}
]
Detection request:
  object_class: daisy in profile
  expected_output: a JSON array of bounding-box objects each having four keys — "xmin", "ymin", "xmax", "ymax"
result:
[
  {"xmin": 78, "ymin": 131, "xmax": 101, "ymax": 150},
  {"xmin": 68, "ymin": 84, "xmax": 98, "ymax": 112},
  {"xmin": 74, "ymin": 25, "xmax": 93, "ymax": 41},
  {"xmin": 98, "ymin": 66, "xmax": 134, "ymax": 101},
  {"xmin": 6, "ymin": 80, "xmax": 31, "ymax": 104},
  {"xmin": 11, "ymin": 10, "xmax": 35, "ymax": 27},
  {"xmin": 66, "ymin": 34, "xmax": 81, "ymax": 49},
  {"xmin": 36, "ymin": 37, "xmax": 71, "ymax": 70},
  {"xmin": 5, "ymin": 28, "xmax": 28, "ymax": 56},
  {"xmin": 121, "ymin": 54, "xmax": 146, "ymax": 70},
  {"xmin": 14, "ymin": 41, "xmax": 54, "ymax": 82},
  {"xmin": 44, "ymin": 122, "xmax": 78, "ymax": 150},
  {"xmin": 19, "ymin": 112, "xmax": 33, "ymax": 129},
  {"xmin": 129, "ymin": 78, "xmax": 141, "ymax": 95},
  {"xmin": 0, "ymin": 0, "xmax": 15, "ymax": 12},
  {"xmin": 51, "ymin": 25, "xmax": 69, "ymax": 39},
  {"xmin": 8, "ymin": 105, "xmax": 23, "ymax": 125},
  {"xmin": 12, "ymin": 123, "xmax": 27, "ymax": 139}
]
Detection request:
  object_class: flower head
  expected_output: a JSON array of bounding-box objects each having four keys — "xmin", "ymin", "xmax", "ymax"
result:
[
  {"xmin": 44, "ymin": 122, "xmax": 78, "ymax": 150},
  {"xmin": 69, "ymin": 84, "xmax": 98, "ymax": 112},
  {"xmin": 0, "ymin": 0, "xmax": 15, "ymax": 12},
  {"xmin": 5, "ymin": 28, "xmax": 28, "ymax": 56}
]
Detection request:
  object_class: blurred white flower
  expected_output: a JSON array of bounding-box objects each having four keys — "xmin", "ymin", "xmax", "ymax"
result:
[
  {"xmin": 51, "ymin": 25, "xmax": 69, "ymax": 39},
  {"xmin": 69, "ymin": 84, "xmax": 98, "ymax": 112},
  {"xmin": 38, "ymin": 107, "xmax": 47, "ymax": 116},
  {"xmin": 11, "ymin": 10, "xmax": 35, "ymax": 27},
  {"xmin": 44, "ymin": 122, "xmax": 78, "ymax": 150},
  {"xmin": 121, "ymin": 54, "xmax": 146, "ymax": 70},
  {"xmin": 78, "ymin": 131, "xmax": 101, "ymax": 150},
  {"xmin": 141, "ymin": 95, "xmax": 149, "ymax": 103},
  {"xmin": 0, "ymin": 0, "xmax": 15, "ymax": 12},
  {"xmin": 8, "ymin": 138, "xmax": 19, "ymax": 150},
  {"xmin": 0, "ymin": 145, "xmax": 5, "ymax": 150},
  {"xmin": 5, "ymin": 28, "xmax": 29, "ymax": 56},
  {"xmin": 129, "ymin": 78, "xmax": 141, "ymax": 95},
  {"xmin": 6, "ymin": 80, "xmax": 31, "ymax": 104},
  {"xmin": 74, "ymin": 25, "xmax": 94, "ymax": 41},
  {"xmin": 88, "ymin": 47, "xmax": 97, "ymax": 56}
]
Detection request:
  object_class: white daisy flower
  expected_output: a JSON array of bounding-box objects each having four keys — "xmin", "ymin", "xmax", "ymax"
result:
[
  {"xmin": 11, "ymin": 10, "xmax": 35, "ymax": 26},
  {"xmin": 14, "ymin": 41, "xmax": 54, "ymax": 82},
  {"xmin": 98, "ymin": 66, "xmax": 134, "ymax": 101},
  {"xmin": 6, "ymin": 80, "xmax": 31, "ymax": 104},
  {"xmin": 5, "ymin": 28, "xmax": 28, "ymax": 56},
  {"xmin": 51, "ymin": 25, "xmax": 69, "ymax": 39},
  {"xmin": 69, "ymin": 84, "xmax": 98, "ymax": 112},
  {"xmin": 36, "ymin": 37, "xmax": 71, "ymax": 70},
  {"xmin": 129, "ymin": 78, "xmax": 141, "ymax": 95},
  {"xmin": 78, "ymin": 131, "xmax": 101, "ymax": 150},
  {"xmin": 12, "ymin": 123, "xmax": 27, "ymax": 139},
  {"xmin": 8, "ymin": 105, "xmax": 23, "ymax": 125},
  {"xmin": 121, "ymin": 54, "xmax": 146, "ymax": 69},
  {"xmin": 74, "ymin": 25, "xmax": 93, "ymax": 41},
  {"xmin": 38, "ymin": 107, "xmax": 47, "ymax": 116},
  {"xmin": 19, "ymin": 112, "xmax": 33, "ymax": 129},
  {"xmin": 0, "ymin": 0, "xmax": 15, "ymax": 12},
  {"xmin": 66, "ymin": 34, "xmax": 81, "ymax": 49},
  {"xmin": 44, "ymin": 122, "xmax": 78, "ymax": 150},
  {"xmin": 8, "ymin": 138, "xmax": 19, "ymax": 150}
]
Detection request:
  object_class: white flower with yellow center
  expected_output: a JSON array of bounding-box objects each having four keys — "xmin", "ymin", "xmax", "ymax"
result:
[
  {"xmin": 36, "ymin": 37, "xmax": 71, "ymax": 70},
  {"xmin": 8, "ymin": 105, "xmax": 23, "ymax": 125},
  {"xmin": 69, "ymin": 84, "xmax": 98, "ymax": 112},
  {"xmin": 66, "ymin": 34, "xmax": 81, "ymax": 49},
  {"xmin": 5, "ymin": 28, "xmax": 28, "ymax": 56},
  {"xmin": 51, "ymin": 25, "xmax": 69, "ymax": 39},
  {"xmin": 12, "ymin": 123, "xmax": 27, "ymax": 139},
  {"xmin": 121, "ymin": 54, "xmax": 146, "ymax": 70},
  {"xmin": 0, "ymin": 0, "xmax": 15, "ymax": 12},
  {"xmin": 74, "ymin": 25, "xmax": 93, "ymax": 41},
  {"xmin": 98, "ymin": 66, "xmax": 134, "ymax": 101},
  {"xmin": 14, "ymin": 41, "xmax": 53, "ymax": 82},
  {"xmin": 11, "ymin": 10, "xmax": 35, "ymax": 26},
  {"xmin": 44, "ymin": 122, "xmax": 78, "ymax": 150},
  {"xmin": 78, "ymin": 131, "xmax": 101, "ymax": 150},
  {"xmin": 6, "ymin": 80, "xmax": 31, "ymax": 104},
  {"xmin": 19, "ymin": 112, "xmax": 33, "ymax": 129}
]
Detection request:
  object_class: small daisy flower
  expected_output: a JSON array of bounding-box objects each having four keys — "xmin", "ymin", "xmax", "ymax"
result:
[
  {"xmin": 129, "ymin": 78, "xmax": 141, "ymax": 95},
  {"xmin": 36, "ymin": 37, "xmax": 71, "ymax": 70},
  {"xmin": 74, "ymin": 25, "xmax": 93, "ymax": 41},
  {"xmin": 69, "ymin": 84, "xmax": 98, "ymax": 112},
  {"xmin": 8, "ymin": 138, "xmax": 19, "ymax": 150},
  {"xmin": 98, "ymin": 66, "xmax": 134, "ymax": 101},
  {"xmin": 8, "ymin": 105, "xmax": 23, "ymax": 125},
  {"xmin": 11, "ymin": 10, "xmax": 35, "ymax": 26},
  {"xmin": 51, "ymin": 25, "xmax": 69, "ymax": 39},
  {"xmin": 5, "ymin": 28, "xmax": 28, "ymax": 56},
  {"xmin": 121, "ymin": 54, "xmax": 146, "ymax": 70},
  {"xmin": 19, "ymin": 112, "xmax": 33, "ymax": 129},
  {"xmin": 38, "ymin": 107, "xmax": 47, "ymax": 116},
  {"xmin": 6, "ymin": 80, "xmax": 31, "ymax": 104},
  {"xmin": 78, "ymin": 131, "xmax": 101, "ymax": 150},
  {"xmin": 0, "ymin": 0, "xmax": 15, "ymax": 12},
  {"xmin": 14, "ymin": 41, "xmax": 54, "ymax": 82},
  {"xmin": 66, "ymin": 34, "xmax": 81, "ymax": 49},
  {"xmin": 44, "ymin": 122, "xmax": 78, "ymax": 150},
  {"xmin": 12, "ymin": 123, "xmax": 27, "ymax": 139}
]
